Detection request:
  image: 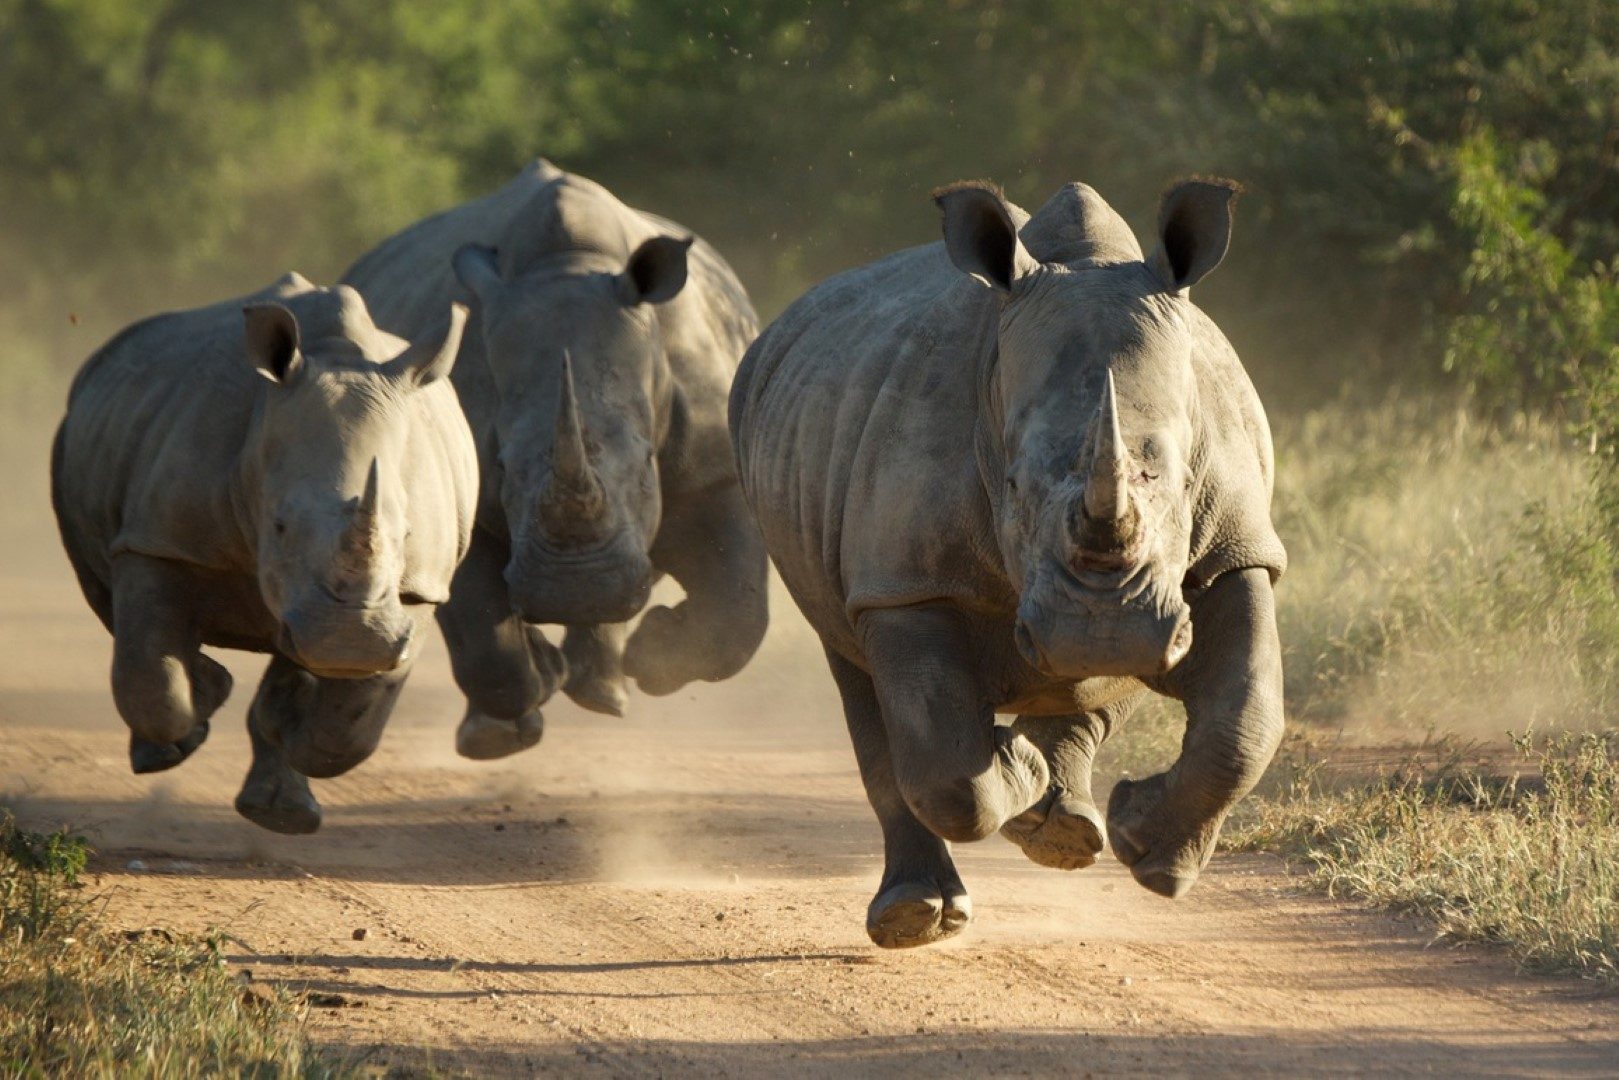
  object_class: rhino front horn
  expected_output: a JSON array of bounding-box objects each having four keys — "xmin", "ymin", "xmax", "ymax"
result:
[
  {"xmin": 1081, "ymin": 370, "xmax": 1129, "ymax": 522},
  {"xmin": 539, "ymin": 351, "xmax": 608, "ymax": 536},
  {"xmin": 343, "ymin": 458, "xmax": 383, "ymax": 558}
]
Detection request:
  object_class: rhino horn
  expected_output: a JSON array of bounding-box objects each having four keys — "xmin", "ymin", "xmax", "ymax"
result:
[
  {"xmin": 1081, "ymin": 371, "xmax": 1129, "ymax": 522},
  {"xmin": 342, "ymin": 458, "xmax": 383, "ymax": 559},
  {"xmin": 540, "ymin": 352, "xmax": 608, "ymax": 535}
]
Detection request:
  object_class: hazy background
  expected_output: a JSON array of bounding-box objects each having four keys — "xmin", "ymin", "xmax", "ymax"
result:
[{"xmin": 4, "ymin": 0, "xmax": 1618, "ymax": 742}]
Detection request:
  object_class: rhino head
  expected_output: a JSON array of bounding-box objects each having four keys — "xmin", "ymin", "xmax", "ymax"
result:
[
  {"xmin": 449, "ymin": 216, "xmax": 690, "ymax": 625},
  {"xmin": 936, "ymin": 178, "xmax": 1239, "ymax": 679},
  {"xmin": 243, "ymin": 288, "xmax": 467, "ymax": 678}
]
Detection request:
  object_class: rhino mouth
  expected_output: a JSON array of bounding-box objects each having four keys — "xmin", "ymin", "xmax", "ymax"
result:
[
  {"xmin": 1014, "ymin": 560, "xmax": 1191, "ymax": 678},
  {"xmin": 275, "ymin": 614, "xmax": 414, "ymax": 680}
]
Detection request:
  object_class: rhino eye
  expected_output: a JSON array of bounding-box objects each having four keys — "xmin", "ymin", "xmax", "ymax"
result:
[
  {"xmin": 1004, "ymin": 471, "xmax": 1018, "ymax": 494},
  {"xmin": 273, "ymin": 519, "xmax": 287, "ymax": 537}
]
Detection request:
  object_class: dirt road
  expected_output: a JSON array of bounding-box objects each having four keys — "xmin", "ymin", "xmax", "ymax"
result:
[{"xmin": 3, "ymin": 434, "xmax": 1617, "ymax": 1077}]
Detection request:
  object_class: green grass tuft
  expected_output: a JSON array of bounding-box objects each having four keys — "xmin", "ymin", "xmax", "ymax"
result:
[{"xmin": 0, "ymin": 813, "xmax": 343, "ymax": 1079}]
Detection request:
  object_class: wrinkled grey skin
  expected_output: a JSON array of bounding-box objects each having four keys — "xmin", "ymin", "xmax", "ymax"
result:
[
  {"xmin": 343, "ymin": 159, "xmax": 768, "ymax": 760},
  {"xmin": 52, "ymin": 273, "xmax": 478, "ymax": 833},
  {"xmin": 731, "ymin": 178, "xmax": 1287, "ymax": 948}
]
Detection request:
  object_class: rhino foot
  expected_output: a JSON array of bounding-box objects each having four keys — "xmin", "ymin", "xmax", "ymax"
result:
[
  {"xmin": 564, "ymin": 675, "xmax": 628, "ymax": 717},
  {"xmin": 1107, "ymin": 774, "xmax": 1218, "ymax": 899},
  {"xmin": 128, "ymin": 720, "xmax": 210, "ymax": 775},
  {"xmin": 235, "ymin": 771, "xmax": 322, "ymax": 835},
  {"xmin": 866, "ymin": 880, "xmax": 972, "ymax": 949},
  {"xmin": 1000, "ymin": 785, "xmax": 1106, "ymax": 870},
  {"xmin": 455, "ymin": 707, "xmax": 544, "ymax": 761}
]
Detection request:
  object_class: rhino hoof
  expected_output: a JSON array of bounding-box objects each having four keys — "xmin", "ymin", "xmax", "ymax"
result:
[
  {"xmin": 866, "ymin": 881, "xmax": 972, "ymax": 949},
  {"xmin": 128, "ymin": 720, "xmax": 210, "ymax": 775},
  {"xmin": 1001, "ymin": 787, "xmax": 1106, "ymax": 870},
  {"xmin": 234, "ymin": 787, "xmax": 322, "ymax": 835},
  {"xmin": 563, "ymin": 672, "xmax": 628, "ymax": 718},
  {"xmin": 1134, "ymin": 865, "xmax": 1198, "ymax": 899},
  {"xmin": 456, "ymin": 708, "xmax": 543, "ymax": 761}
]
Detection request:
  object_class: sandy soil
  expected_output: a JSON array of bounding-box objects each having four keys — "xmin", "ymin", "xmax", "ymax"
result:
[{"xmin": 3, "ymin": 430, "xmax": 1617, "ymax": 1077}]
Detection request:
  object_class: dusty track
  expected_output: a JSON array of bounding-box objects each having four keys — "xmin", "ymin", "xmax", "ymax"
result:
[{"xmin": 3, "ymin": 434, "xmax": 1617, "ymax": 1077}]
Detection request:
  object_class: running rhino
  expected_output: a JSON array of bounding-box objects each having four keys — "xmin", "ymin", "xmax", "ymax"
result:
[
  {"xmin": 730, "ymin": 178, "xmax": 1286, "ymax": 947},
  {"xmin": 52, "ymin": 274, "xmax": 477, "ymax": 833},
  {"xmin": 343, "ymin": 159, "xmax": 768, "ymax": 760}
]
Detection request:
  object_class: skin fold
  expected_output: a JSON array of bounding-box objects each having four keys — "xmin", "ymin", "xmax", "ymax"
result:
[{"xmin": 731, "ymin": 178, "xmax": 1286, "ymax": 947}]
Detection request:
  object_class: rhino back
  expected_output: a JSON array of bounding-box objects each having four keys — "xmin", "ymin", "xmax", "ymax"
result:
[{"xmin": 732, "ymin": 241, "xmax": 1007, "ymax": 651}]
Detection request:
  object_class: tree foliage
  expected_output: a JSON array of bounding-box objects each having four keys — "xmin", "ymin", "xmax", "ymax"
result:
[{"xmin": 2, "ymin": 0, "xmax": 1616, "ymax": 410}]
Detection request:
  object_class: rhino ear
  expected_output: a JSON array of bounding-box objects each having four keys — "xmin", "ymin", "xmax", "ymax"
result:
[
  {"xmin": 617, "ymin": 235, "xmax": 692, "ymax": 306},
  {"xmin": 935, "ymin": 181, "xmax": 1040, "ymax": 292},
  {"xmin": 244, "ymin": 302, "xmax": 303, "ymax": 384},
  {"xmin": 452, "ymin": 243, "xmax": 503, "ymax": 305},
  {"xmin": 1149, "ymin": 178, "xmax": 1239, "ymax": 292},
  {"xmin": 386, "ymin": 303, "xmax": 467, "ymax": 387}
]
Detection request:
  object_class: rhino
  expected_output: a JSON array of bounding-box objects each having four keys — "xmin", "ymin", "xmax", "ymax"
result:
[
  {"xmin": 730, "ymin": 178, "xmax": 1287, "ymax": 947},
  {"xmin": 52, "ymin": 273, "xmax": 477, "ymax": 833},
  {"xmin": 342, "ymin": 159, "xmax": 768, "ymax": 760}
]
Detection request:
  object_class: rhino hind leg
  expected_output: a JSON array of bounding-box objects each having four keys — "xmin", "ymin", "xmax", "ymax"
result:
[
  {"xmin": 1001, "ymin": 696, "xmax": 1143, "ymax": 870},
  {"xmin": 108, "ymin": 555, "xmax": 232, "ymax": 773},
  {"xmin": 825, "ymin": 645, "xmax": 971, "ymax": 949},
  {"xmin": 438, "ymin": 531, "xmax": 564, "ymax": 761},
  {"xmin": 561, "ymin": 622, "xmax": 630, "ymax": 717}
]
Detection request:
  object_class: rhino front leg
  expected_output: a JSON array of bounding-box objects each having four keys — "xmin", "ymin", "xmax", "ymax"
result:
[
  {"xmin": 1002, "ymin": 692, "xmax": 1143, "ymax": 870},
  {"xmin": 235, "ymin": 654, "xmax": 409, "ymax": 834},
  {"xmin": 108, "ymin": 554, "xmax": 231, "ymax": 774},
  {"xmin": 437, "ymin": 529, "xmax": 563, "ymax": 760},
  {"xmin": 624, "ymin": 482, "xmax": 768, "ymax": 696},
  {"xmin": 825, "ymin": 645, "xmax": 969, "ymax": 948},
  {"xmin": 1108, "ymin": 567, "xmax": 1284, "ymax": 898},
  {"xmin": 862, "ymin": 605, "xmax": 1050, "ymax": 845},
  {"xmin": 562, "ymin": 622, "xmax": 631, "ymax": 717}
]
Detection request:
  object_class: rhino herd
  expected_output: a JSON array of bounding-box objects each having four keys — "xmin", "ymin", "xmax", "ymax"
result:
[{"xmin": 52, "ymin": 158, "xmax": 1285, "ymax": 949}]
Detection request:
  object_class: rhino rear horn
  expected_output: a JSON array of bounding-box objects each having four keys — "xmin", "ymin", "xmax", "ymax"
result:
[{"xmin": 386, "ymin": 303, "xmax": 467, "ymax": 387}]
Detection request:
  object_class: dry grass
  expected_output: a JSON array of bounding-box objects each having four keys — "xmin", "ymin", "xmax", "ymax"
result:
[
  {"xmin": 1272, "ymin": 400, "xmax": 1619, "ymax": 737},
  {"xmin": 0, "ymin": 813, "xmax": 340, "ymax": 1079},
  {"xmin": 1226, "ymin": 732, "xmax": 1619, "ymax": 980}
]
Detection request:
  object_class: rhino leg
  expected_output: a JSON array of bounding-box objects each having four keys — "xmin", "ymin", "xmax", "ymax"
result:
[
  {"xmin": 234, "ymin": 655, "xmax": 409, "ymax": 834},
  {"xmin": 108, "ymin": 554, "xmax": 230, "ymax": 774},
  {"xmin": 861, "ymin": 605, "xmax": 1050, "ymax": 846},
  {"xmin": 437, "ymin": 529, "xmax": 562, "ymax": 760},
  {"xmin": 624, "ymin": 482, "xmax": 768, "ymax": 696},
  {"xmin": 1109, "ymin": 568, "xmax": 1284, "ymax": 898},
  {"xmin": 562, "ymin": 622, "xmax": 630, "ymax": 717},
  {"xmin": 1002, "ymin": 695, "xmax": 1142, "ymax": 870},
  {"xmin": 825, "ymin": 645, "xmax": 970, "ymax": 948}
]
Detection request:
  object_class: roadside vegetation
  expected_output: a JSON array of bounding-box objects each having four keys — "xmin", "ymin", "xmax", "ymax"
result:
[
  {"xmin": 1226, "ymin": 732, "xmax": 1619, "ymax": 981},
  {"xmin": 0, "ymin": 813, "xmax": 337, "ymax": 1078}
]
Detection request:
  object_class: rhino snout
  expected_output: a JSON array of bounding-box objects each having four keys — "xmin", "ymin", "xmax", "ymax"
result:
[
  {"xmin": 1015, "ymin": 591, "xmax": 1192, "ymax": 679},
  {"xmin": 503, "ymin": 540, "xmax": 654, "ymax": 626},
  {"xmin": 277, "ymin": 607, "xmax": 414, "ymax": 679}
]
